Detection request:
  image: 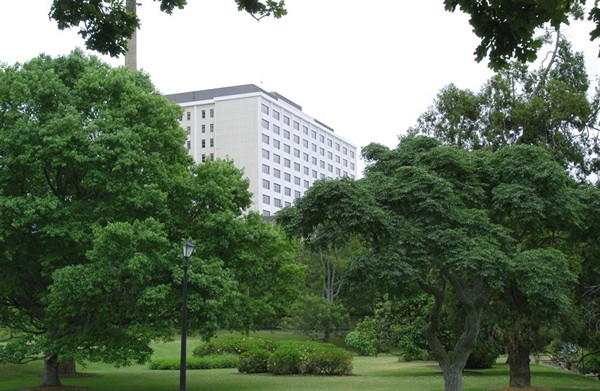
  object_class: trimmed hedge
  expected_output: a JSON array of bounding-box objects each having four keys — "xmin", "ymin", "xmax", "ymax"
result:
[
  {"xmin": 268, "ymin": 341, "xmax": 352, "ymax": 375},
  {"xmin": 148, "ymin": 354, "xmax": 239, "ymax": 370},
  {"xmin": 193, "ymin": 335, "xmax": 277, "ymax": 357},
  {"xmin": 238, "ymin": 349, "xmax": 272, "ymax": 374}
]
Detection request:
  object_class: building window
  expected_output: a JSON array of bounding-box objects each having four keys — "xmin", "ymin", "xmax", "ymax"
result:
[
  {"xmin": 186, "ymin": 112, "xmax": 191, "ymax": 120},
  {"xmin": 321, "ymin": 173, "xmax": 326, "ymax": 179},
  {"xmin": 293, "ymin": 148, "xmax": 300, "ymax": 158},
  {"xmin": 327, "ymin": 139, "xmax": 333, "ymax": 147},
  {"xmin": 262, "ymin": 149, "xmax": 270, "ymax": 159},
  {"xmin": 328, "ymin": 164, "xmax": 333, "ymax": 172},
  {"xmin": 186, "ymin": 126, "xmax": 191, "ymax": 133},
  {"xmin": 285, "ymin": 201, "xmax": 291, "ymax": 207},
  {"xmin": 274, "ymin": 183, "xmax": 281, "ymax": 193},
  {"xmin": 284, "ymin": 187, "xmax": 291, "ymax": 196},
  {"xmin": 294, "ymin": 176, "xmax": 301, "ymax": 185},
  {"xmin": 343, "ymin": 159, "xmax": 348, "ymax": 167},
  {"xmin": 311, "ymin": 130, "xmax": 317, "ymax": 139},
  {"xmin": 319, "ymin": 147, "xmax": 325, "ymax": 156},
  {"xmin": 186, "ymin": 140, "xmax": 191, "ymax": 149},
  {"xmin": 294, "ymin": 190, "xmax": 301, "ymax": 199},
  {"xmin": 201, "ymin": 139, "xmax": 206, "ymax": 148},
  {"xmin": 274, "ymin": 198, "xmax": 282, "ymax": 207},
  {"xmin": 201, "ymin": 154, "xmax": 206, "ymax": 162},
  {"xmin": 263, "ymin": 210, "xmax": 271, "ymax": 216},
  {"xmin": 273, "ymin": 124, "xmax": 280, "ymax": 135},
  {"xmin": 284, "ymin": 158, "xmax": 291, "ymax": 168},
  {"xmin": 303, "ymin": 139, "xmax": 309, "ymax": 148},
  {"xmin": 294, "ymin": 162, "xmax": 300, "ymax": 172},
  {"xmin": 283, "ymin": 130, "xmax": 290, "ymax": 140},
  {"xmin": 343, "ymin": 146, "xmax": 348, "ymax": 154},
  {"xmin": 335, "ymin": 143, "xmax": 340, "ymax": 151},
  {"xmin": 273, "ymin": 153, "xmax": 280, "ymax": 163},
  {"xmin": 263, "ymin": 194, "xmax": 270, "ymax": 205},
  {"xmin": 284, "ymin": 144, "xmax": 291, "ymax": 153},
  {"xmin": 302, "ymin": 126, "xmax": 308, "ymax": 135},
  {"xmin": 261, "ymin": 104, "xmax": 269, "ymax": 115},
  {"xmin": 262, "ymin": 134, "xmax": 270, "ymax": 144},
  {"xmin": 350, "ymin": 162, "xmax": 355, "ymax": 170},
  {"xmin": 210, "ymin": 153, "xmax": 214, "ymax": 160},
  {"xmin": 319, "ymin": 134, "xmax": 325, "ymax": 143},
  {"xmin": 273, "ymin": 139, "xmax": 280, "ymax": 149},
  {"xmin": 202, "ymin": 124, "xmax": 206, "ymax": 133},
  {"xmin": 263, "ymin": 179, "xmax": 270, "ymax": 189},
  {"xmin": 273, "ymin": 168, "xmax": 281, "ymax": 178},
  {"xmin": 210, "ymin": 123, "xmax": 214, "ymax": 132},
  {"xmin": 303, "ymin": 153, "xmax": 309, "ymax": 162},
  {"xmin": 293, "ymin": 121, "xmax": 300, "ymax": 130},
  {"xmin": 312, "ymin": 170, "xmax": 317, "ymax": 178},
  {"xmin": 283, "ymin": 115, "xmax": 290, "ymax": 125},
  {"xmin": 350, "ymin": 150, "xmax": 355, "ymax": 158},
  {"xmin": 293, "ymin": 135, "xmax": 300, "ymax": 144},
  {"xmin": 210, "ymin": 108, "xmax": 214, "ymax": 118},
  {"xmin": 273, "ymin": 110, "xmax": 280, "ymax": 120},
  {"xmin": 202, "ymin": 110, "xmax": 206, "ymax": 119},
  {"xmin": 304, "ymin": 180, "xmax": 309, "ymax": 189},
  {"xmin": 303, "ymin": 166, "xmax": 309, "ymax": 175},
  {"xmin": 210, "ymin": 138, "xmax": 214, "ymax": 147},
  {"xmin": 284, "ymin": 173, "xmax": 291, "ymax": 182},
  {"xmin": 312, "ymin": 156, "xmax": 317, "ymax": 165},
  {"xmin": 311, "ymin": 143, "xmax": 317, "ymax": 152},
  {"xmin": 262, "ymin": 119, "xmax": 269, "ymax": 129},
  {"xmin": 320, "ymin": 160, "xmax": 325, "ymax": 168},
  {"xmin": 327, "ymin": 151, "xmax": 333, "ymax": 159},
  {"xmin": 262, "ymin": 164, "xmax": 270, "ymax": 174},
  {"xmin": 336, "ymin": 155, "xmax": 340, "ymax": 163},
  {"xmin": 336, "ymin": 167, "xmax": 341, "ymax": 175}
]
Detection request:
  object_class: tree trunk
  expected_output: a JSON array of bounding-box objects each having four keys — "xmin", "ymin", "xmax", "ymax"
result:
[
  {"xmin": 42, "ymin": 352, "xmax": 62, "ymax": 387},
  {"xmin": 323, "ymin": 326, "xmax": 330, "ymax": 343},
  {"xmin": 59, "ymin": 359, "xmax": 77, "ymax": 376},
  {"xmin": 509, "ymin": 344, "xmax": 531, "ymax": 388},
  {"xmin": 441, "ymin": 365, "xmax": 463, "ymax": 391}
]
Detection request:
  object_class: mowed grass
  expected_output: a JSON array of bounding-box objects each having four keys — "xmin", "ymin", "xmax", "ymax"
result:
[{"xmin": 1, "ymin": 332, "xmax": 599, "ymax": 391}]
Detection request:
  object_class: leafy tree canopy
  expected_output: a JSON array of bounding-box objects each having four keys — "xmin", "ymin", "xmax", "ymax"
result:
[
  {"xmin": 443, "ymin": 0, "xmax": 592, "ymax": 69},
  {"xmin": 49, "ymin": 0, "xmax": 287, "ymax": 57}
]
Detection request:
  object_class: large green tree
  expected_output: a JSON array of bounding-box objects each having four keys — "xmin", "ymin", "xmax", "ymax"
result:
[
  {"xmin": 410, "ymin": 37, "xmax": 599, "ymax": 180},
  {"xmin": 0, "ymin": 51, "xmax": 265, "ymax": 387},
  {"xmin": 49, "ymin": 0, "xmax": 287, "ymax": 58}
]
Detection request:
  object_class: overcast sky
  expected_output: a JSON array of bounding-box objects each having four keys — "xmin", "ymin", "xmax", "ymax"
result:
[{"xmin": 2, "ymin": 0, "xmax": 599, "ymax": 173}]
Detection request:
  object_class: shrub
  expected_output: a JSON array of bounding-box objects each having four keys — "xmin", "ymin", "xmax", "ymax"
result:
[
  {"xmin": 465, "ymin": 344, "xmax": 499, "ymax": 369},
  {"xmin": 345, "ymin": 317, "xmax": 381, "ymax": 356},
  {"xmin": 268, "ymin": 347, "xmax": 303, "ymax": 374},
  {"xmin": 267, "ymin": 341, "xmax": 353, "ymax": 375},
  {"xmin": 238, "ymin": 349, "xmax": 272, "ymax": 374},
  {"xmin": 304, "ymin": 347, "xmax": 353, "ymax": 375},
  {"xmin": 148, "ymin": 354, "xmax": 239, "ymax": 370},
  {"xmin": 193, "ymin": 335, "xmax": 277, "ymax": 357}
]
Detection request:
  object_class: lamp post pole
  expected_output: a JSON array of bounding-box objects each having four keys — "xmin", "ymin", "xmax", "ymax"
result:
[{"xmin": 180, "ymin": 240, "xmax": 194, "ymax": 391}]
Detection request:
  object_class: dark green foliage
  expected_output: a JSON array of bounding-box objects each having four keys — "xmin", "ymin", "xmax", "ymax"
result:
[
  {"xmin": 280, "ymin": 294, "xmax": 349, "ymax": 341},
  {"xmin": 465, "ymin": 344, "xmax": 500, "ymax": 369},
  {"xmin": 192, "ymin": 335, "xmax": 277, "ymax": 357},
  {"xmin": 49, "ymin": 0, "xmax": 286, "ymax": 57},
  {"xmin": 443, "ymin": 0, "xmax": 587, "ymax": 69},
  {"xmin": 238, "ymin": 349, "xmax": 272, "ymax": 373},
  {"xmin": 148, "ymin": 354, "xmax": 239, "ymax": 370}
]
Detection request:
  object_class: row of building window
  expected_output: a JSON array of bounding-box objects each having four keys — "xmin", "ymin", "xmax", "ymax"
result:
[
  {"xmin": 263, "ymin": 193, "xmax": 300, "ymax": 206},
  {"xmin": 261, "ymin": 147, "xmax": 355, "ymax": 172},
  {"xmin": 185, "ymin": 108, "xmax": 214, "ymax": 120},
  {"xmin": 261, "ymin": 116, "xmax": 354, "ymax": 159}
]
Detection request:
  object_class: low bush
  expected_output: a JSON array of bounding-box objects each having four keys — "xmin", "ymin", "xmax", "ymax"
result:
[
  {"xmin": 148, "ymin": 354, "xmax": 239, "ymax": 370},
  {"xmin": 267, "ymin": 341, "xmax": 352, "ymax": 375},
  {"xmin": 193, "ymin": 335, "xmax": 277, "ymax": 357},
  {"xmin": 238, "ymin": 349, "xmax": 272, "ymax": 374},
  {"xmin": 465, "ymin": 343, "xmax": 500, "ymax": 369},
  {"xmin": 345, "ymin": 317, "xmax": 381, "ymax": 356}
]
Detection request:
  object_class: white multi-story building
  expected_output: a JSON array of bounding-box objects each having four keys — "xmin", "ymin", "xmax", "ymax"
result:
[{"xmin": 166, "ymin": 84, "xmax": 358, "ymax": 216}]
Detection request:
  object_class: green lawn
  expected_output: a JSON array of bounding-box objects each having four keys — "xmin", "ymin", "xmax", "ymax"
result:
[{"xmin": 1, "ymin": 333, "xmax": 599, "ymax": 391}]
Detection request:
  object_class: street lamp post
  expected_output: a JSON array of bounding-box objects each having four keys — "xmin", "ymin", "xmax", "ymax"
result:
[{"xmin": 180, "ymin": 239, "xmax": 195, "ymax": 391}]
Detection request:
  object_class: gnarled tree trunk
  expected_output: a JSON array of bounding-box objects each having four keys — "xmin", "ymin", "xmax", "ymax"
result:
[
  {"xmin": 59, "ymin": 359, "xmax": 77, "ymax": 376},
  {"xmin": 42, "ymin": 352, "xmax": 62, "ymax": 386}
]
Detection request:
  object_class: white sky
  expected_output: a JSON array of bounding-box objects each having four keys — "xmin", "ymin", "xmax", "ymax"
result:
[{"xmin": 2, "ymin": 0, "xmax": 600, "ymax": 174}]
